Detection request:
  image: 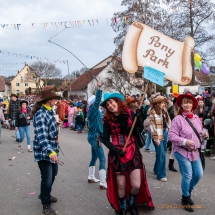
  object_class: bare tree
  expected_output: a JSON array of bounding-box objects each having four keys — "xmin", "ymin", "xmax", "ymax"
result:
[
  {"xmin": 103, "ymin": 58, "xmax": 143, "ymax": 96},
  {"xmin": 111, "ymin": 0, "xmax": 215, "ymax": 85},
  {"xmin": 30, "ymin": 61, "xmax": 62, "ymax": 87}
]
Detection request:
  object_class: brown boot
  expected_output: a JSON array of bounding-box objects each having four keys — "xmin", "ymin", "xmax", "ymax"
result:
[
  {"xmin": 38, "ymin": 194, "xmax": 57, "ymax": 203},
  {"xmin": 43, "ymin": 204, "xmax": 56, "ymax": 215}
]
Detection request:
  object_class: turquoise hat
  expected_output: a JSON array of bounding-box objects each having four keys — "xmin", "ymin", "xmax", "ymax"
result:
[{"xmin": 100, "ymin": 92, "xmax": 125, "ymax": 106}]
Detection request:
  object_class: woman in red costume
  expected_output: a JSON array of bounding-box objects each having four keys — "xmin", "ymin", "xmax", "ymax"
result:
[{"xmin": 101, "ymin": 92, "xmax": 154, "ymax": 215}]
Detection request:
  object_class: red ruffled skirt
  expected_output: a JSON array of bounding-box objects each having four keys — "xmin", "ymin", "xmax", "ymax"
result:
[{"xmin": 106, "ymin": 149, "xmax": 154, "ymax": 212}]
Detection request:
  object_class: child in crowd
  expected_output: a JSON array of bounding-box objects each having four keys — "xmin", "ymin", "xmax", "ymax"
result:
[{"xmin": 75, "ymin": 111, "xmax": 84, "ymax": 133}]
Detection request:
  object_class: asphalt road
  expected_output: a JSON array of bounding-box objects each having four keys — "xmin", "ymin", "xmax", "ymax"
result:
[{"xmin": 0, "ymin": 125, "xmax": 214, "ymax": 215}]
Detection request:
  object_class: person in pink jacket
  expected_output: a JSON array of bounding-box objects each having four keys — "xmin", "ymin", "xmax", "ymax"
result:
[
  {"xmin": 68, "ymin": 103, "xmax": 77, "ymax": 129},
  {"xmin": 168, "ymin": 92, "xmax": 207, "ymax": 212}
]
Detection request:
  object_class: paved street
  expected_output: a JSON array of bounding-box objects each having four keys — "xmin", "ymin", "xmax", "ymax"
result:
[{"xmin": 0, "ymin": 125, "xmax": 215, "ymax": 215}]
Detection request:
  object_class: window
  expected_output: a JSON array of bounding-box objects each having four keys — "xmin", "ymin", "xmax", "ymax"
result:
[
  {"xmin": 16, "ymin": 90, "xmax": 20, "ymax": 93},
  {"xmin": 16, "ymin": 83, "xmax": 19, "ymax": 86},
  {"xmin": 26, "ymin": 68, "xmax": 28, "ymax": 71},
  {"xmin": 20, "ymin": 76, "xmax": 24, "ymax": 83},
  {"xmin": 25, "ymin": 83, "xmax": 28, "ymax": 86},
  {"xmin": 107, "ymin": 78, "xmax": 112, "ymax": 87},
  {"xmin": 135, "ymin": 72, "xmax": 143, "ymax": 78}
]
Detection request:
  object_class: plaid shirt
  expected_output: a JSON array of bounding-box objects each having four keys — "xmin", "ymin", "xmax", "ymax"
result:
[
  {"xmin": 33, "ymin": 107, "xmax": 59, "ymax": 163},
  {"xmin": 149, "ymin": 108, "xmax": 171, "ymax": 141}
]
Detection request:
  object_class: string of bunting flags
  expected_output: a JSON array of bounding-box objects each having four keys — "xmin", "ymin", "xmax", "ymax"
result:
[
  {"xmin": 0, "ymin": 50, "xmax": 68, "ymax": 64},
  {"xmin": 0, "ymin": 68, "xmax": 18, "ymax": 73},
  {"xmin": 0, "ymin": 2, "xmax": 182, "ymax": 31},
  {"xmin": 0, "ymin": 62, "xmax": 27, "ymax": 66}
]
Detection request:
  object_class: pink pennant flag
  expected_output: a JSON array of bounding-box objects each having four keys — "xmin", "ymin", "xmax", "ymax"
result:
[
  {"xmin": 92, "ymin": 19, "xmax": 94, "ymax": 26},
  {"xmin": 11, "ymin": 24, "xmax": 16, "ymax": 30}
]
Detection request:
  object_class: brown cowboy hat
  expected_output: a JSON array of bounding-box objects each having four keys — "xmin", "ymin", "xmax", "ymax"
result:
[
  {"xmin": 176, "ymin": 92, "xmax": 198, "ymax": 110},
  {"xmin": 10, "ymin": 94, "xmax": 18, "ymax": 98},
  {"xmin": 35, "ymin": 88, "xmax": 61, "ymax": 102},
  {"xmin": 151, "ymin": 96, "xmax": 168, "ymax": 104},
  {"xmin": 125, "ymin": 97, "xmax": 137, "ymax": 104}
]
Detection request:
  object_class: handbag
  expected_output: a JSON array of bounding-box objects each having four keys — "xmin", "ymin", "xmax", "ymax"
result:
[
  {"xmin": 185, "ymin": 117, "xmax": 205, "ymax": 170},
  {"xmin": 136, "ymin": 127, "xmax": 145, "ymax": 148}
]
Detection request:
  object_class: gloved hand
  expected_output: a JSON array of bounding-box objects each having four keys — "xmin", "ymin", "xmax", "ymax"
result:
[
  {"xmin": 118, "ymin": 150, "xmax": 126, "ymax": 157},
  {"xmin": 135, "ymin": 109, "xmax": 142, "ymax": 117}
]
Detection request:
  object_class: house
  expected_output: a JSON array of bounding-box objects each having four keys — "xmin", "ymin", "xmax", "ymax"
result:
[
  {"xmin": 5, "ymin": 64, "xmax": 44, "ymax": 96},
  {"xmin": 67, "ymin": 56, "xmax": 143, "ymax": 100}
]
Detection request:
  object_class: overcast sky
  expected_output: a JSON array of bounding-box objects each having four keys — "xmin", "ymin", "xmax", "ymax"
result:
[{"xmin": 0, "ymin": 0, "xmax": 126, "ymax": 77}]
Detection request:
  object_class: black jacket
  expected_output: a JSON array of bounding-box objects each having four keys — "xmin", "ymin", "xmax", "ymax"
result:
[
  {"xmin": 9, "ymin": 100, "xmax": 20, "ymax": 120},
  {"xmin": 15, "ymin": 111, "xmax": 31, "ymax": 127}
]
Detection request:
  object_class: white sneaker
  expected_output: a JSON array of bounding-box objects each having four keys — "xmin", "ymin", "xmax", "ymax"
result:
[
  {"xmin": 210, "ymin": 156, "xmax": 215, "ymax": 160},
  {"xmin": 159, "ymin": 177, "xmax": 167, "ymax": 182},
  {"xmin": 150, "ymin": 151, "xmax": 155, "ymax": 154}
]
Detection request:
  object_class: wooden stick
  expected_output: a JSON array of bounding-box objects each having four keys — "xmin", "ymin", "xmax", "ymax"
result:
[{"xmin": 123, "ymin": 83, "xmax": 148, "ymax": 151}]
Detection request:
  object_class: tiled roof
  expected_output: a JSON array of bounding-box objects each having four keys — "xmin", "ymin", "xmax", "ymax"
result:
[
  {"xmin": 68, "ymin": 66, "xmax": 106, "ymax": 91},
  {"xmin": 194, "ymin": 70, "xmax": 210, "ymax": 85}
]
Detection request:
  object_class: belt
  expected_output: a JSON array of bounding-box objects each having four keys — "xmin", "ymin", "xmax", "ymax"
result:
[
  {"xmin": 48, "ymin": 138, "xmax": 58, "ymax": 141},
  {"xmin": 183, "ymin": 148, "xmax": 198, "ymax": 152}
]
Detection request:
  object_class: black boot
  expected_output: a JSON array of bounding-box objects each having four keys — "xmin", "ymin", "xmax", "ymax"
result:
[
  {"xmin": 129, "ymin": 193, "xmax": 138, "ymax": 215},
  {"xmin": 119, "ymin": 196, "xmax": 126, "ymax": 215},
  {"xmin": 43, "ymin": 204, "xmax": 56, "ymax": 215},
  {"xmin": 181, "ymin": 195, "xmax": 194, "ymax": 212},
  {"xmin": 204, "ymin": 151, "xmax": 210, "ymax": 157},
  {"xmin": 168, "ymin": 159, "xmax": 177, "ymax": 172}
]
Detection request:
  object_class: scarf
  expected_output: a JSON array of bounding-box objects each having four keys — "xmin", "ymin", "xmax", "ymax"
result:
[
  {"xmin": 182, "ymin": 110, "xmax": 194, "ymax": 119},
  {"xmin": 22, "ymin": 108, "xmax": 27, "ymax": 113},
  {"xmin": 42, "ymin": 104, "xmax": 54, "ymax": 111}
]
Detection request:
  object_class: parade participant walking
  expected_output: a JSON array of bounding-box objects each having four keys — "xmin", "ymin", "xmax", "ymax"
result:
[
  {"xmin": 68, "ymin": 103, "xmax": 77, "ymax": 130},
  {"xmin": 32, "ymin": 88, "xmax": 61, "ymax": 215},
  {"xmin": 149, "ymin": 96, "xmax": 171, "ymax": 182},
  {"xmin": 126, "ymin": 97, "xmax": 137, "ymax": 113},
  {"xmin": 101, "ymin": 92, "xmax": 154, "ymax": 215},
  {"xmin": 0, "ymin": 103, "xmax": 5, "ymax": 144},
  {"xmin": 8, "ymin": 94, "xmax": 20, "ymax": 141},
  {"xmin": 16, "ymin": 100, "xmax": 32, "ymax": 152},
  {"xmin": 168, "ymin": 92, "xmax": 205, "ymax": 212},
  {"xmin": 87, "ymin": 82, "xmax": 106, "ymax": 189}
]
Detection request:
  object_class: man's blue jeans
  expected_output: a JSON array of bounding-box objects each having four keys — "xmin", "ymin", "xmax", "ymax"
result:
[
  {"xmin": 38, "ymin": 160, "xmax": 58, "ymax": 205},
  {"xmin": 152, "ymin": 130, "xmax": 168, "ymax": 179},
  {"xmin": 18, "ymin": 125, "xmax": 31, "ymax": 146},
  {"xmin": 144, "ymin": 132, "xmax": 155, "ymax": 152},
  {"xmin": 76, "ymin": 124, "xmax": 82, "ymax": 131},
  {"xmin": 89, "ymin": 139, "xmax": 106, "ymax": 170},
  {"xmin": 174, "ymin": 152, "xmax": 203, "ymax": 197}
]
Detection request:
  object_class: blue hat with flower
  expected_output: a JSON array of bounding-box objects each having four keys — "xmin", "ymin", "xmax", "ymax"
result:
[{"xmin": 100, "ymin": 92, "xmax": 125, "ymax": 106}]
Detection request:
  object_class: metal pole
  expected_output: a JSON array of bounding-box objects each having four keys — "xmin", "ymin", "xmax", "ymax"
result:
[
  {"xmin": 48, "ymin": 28, "xmax": 98, "ymax": 82},
  {"xmin": 152, "ymin": 13, "xmax": 156, "ymax": 94}
]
